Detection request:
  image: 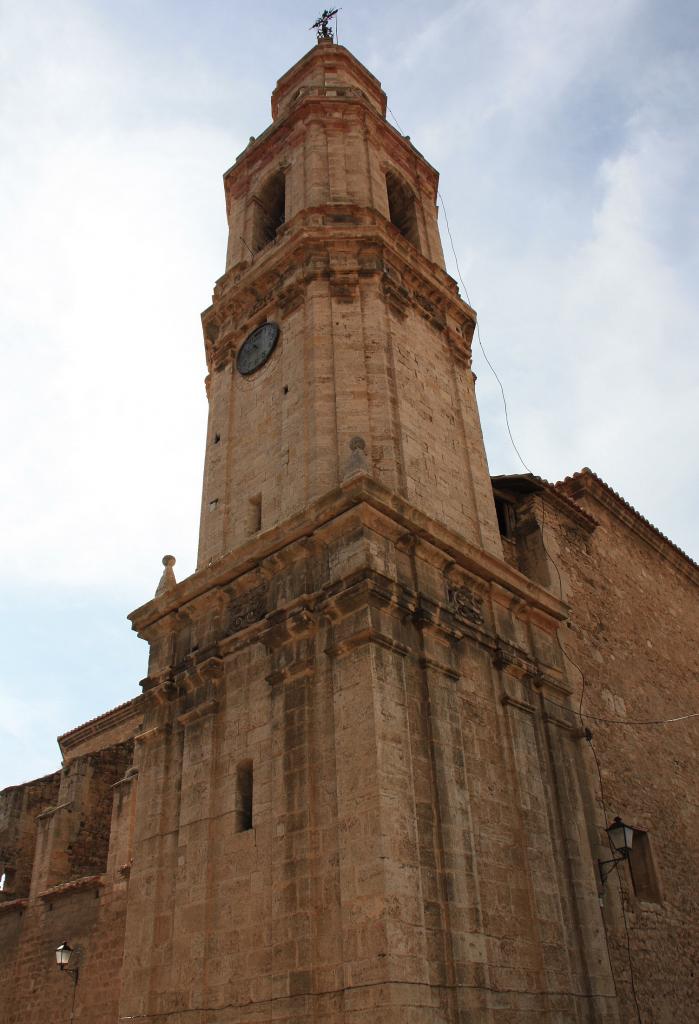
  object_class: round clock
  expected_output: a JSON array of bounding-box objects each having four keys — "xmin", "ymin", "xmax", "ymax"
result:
[{"xmin": 236, "ymin": 322, "xmax": 280, "ymax": 376}]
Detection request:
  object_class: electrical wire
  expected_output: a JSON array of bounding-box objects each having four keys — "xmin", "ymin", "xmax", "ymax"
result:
[
  {"xmin": 118, "ymin": 975, "xmax": 618, "ymax": 1021},
  {"xmin": 436, "ymin": 160, "xmax": 699, "ymax": 730},
  {"xmin": 385, "ymin": 103, "xmax": 656, "ymax": 1021},
  {"xmin": 541, "ymin": 693, "xmax": 699, "ymax": 728},
  {"xmin": 387, "ymin": 106, "xmax": 531, "ymax": 477},
  {"xmin": 438, "ymin": 191, "xmax": 533, "ymax": 475},
  {"xmin": 439, "ymin": 175, "xmax": 646, "ymax": 1024},
  {"xmin": 387, "ymin": 102, "xmax": 699, "ymax": 723},
  {"xmin": 387, "ymin": 101, "xmax": 699, "ymax": 1022},
  {"xmin": 587, "ymin": 734, "xmax": 643, "ymax": 1023},
  {"xmin": 431, "ymin": 174, "xmax": 591, "ymax": 720}
]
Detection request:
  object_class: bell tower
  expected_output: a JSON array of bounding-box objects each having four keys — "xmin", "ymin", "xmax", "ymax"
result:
[
  {"xmin": 196, "ymin": 37, "xmax": 502, "ymax": 568},
  {"xmin": 124, "ymin": 32, "xmax": 619, "ymax": 1024}
]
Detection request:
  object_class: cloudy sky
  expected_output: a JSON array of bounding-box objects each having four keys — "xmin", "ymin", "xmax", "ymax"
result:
[{"xmin": 1, "ymin": 0, "xmax": 697, "ymax": 786}]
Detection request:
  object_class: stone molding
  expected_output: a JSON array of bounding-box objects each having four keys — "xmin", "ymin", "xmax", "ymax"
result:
[
  {"xmin": 36, "ymin": 801, "xmax": 73, "ymax": 822},
  {"xmin": 130, "ymin": 475, "xmax": 568, "ymax": 636},
  {"xmin": 203, "ymin": 220, "xmax": 473, "ymax": 372},
  {"xmin": 177, "ymin": 699, "xmax": 218, "ymax": 727},
  {"xmin": 58, "ymin": 695, "xmax": 144, "ymax": 758},
  {"xmin": 270, "ymin": 44, "xmax": 386, "ymax": 122},
  {"xmin": 38, "ymin": 874, "xmax": 103, "ymax": 900},
  {"xmin": 0, "ymin": 898, "xmax": 27, "ymax": 914}
]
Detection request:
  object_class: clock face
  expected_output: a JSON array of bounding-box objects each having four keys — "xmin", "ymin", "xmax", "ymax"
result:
[{"xmin": 236, "ymin": 322, "xmax": 280, "ymax": 376}]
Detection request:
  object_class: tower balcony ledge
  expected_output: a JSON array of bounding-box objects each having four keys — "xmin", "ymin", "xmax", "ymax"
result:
[
  {"xmin": 204, "ymin": 213, "xmax": 476, "ymax": 370},
  {"xmin": 229, "ymin": 86, "xmax": 388, "ymax": 176},
  {"xmin": 128, "ymin": 474, "xmax": 569, "ymax": 638},
  {"xmin": 217, "ymin": 205, "xmax": 462, "ymax": 294}
]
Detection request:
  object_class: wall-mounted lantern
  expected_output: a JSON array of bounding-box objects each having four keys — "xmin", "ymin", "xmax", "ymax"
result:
[
  {"xmin": 598, "ymin": 816, "xmax": 634, "ymax": 885},
  {"xmin": 55, "ymin": 941, "xmax": 79, "ymax": 984}
]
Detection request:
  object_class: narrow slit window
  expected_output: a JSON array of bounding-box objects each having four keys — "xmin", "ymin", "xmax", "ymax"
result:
[
  {"xmin": 235, "ymin": 760, "xmax": 253, "ymax": 832},
  {"xmin": 248, "ymin": 494, "xmax": 262, "ymax": 535},
  {"xmin": 386, "ymin": 171, "xmax": 420, "ymax": 249},
  {"xmin": 252, "ymin": 170, "xmax": 286, "ymax": 252}
]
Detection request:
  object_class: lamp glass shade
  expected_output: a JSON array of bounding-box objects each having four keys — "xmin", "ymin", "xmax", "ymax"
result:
[
  {"xmin": 607, "ymin": 817, "xmax": 634, "ymax": 855},
  {"xmin": 55, "ymin": 942, "xmax": 72, "ymax": 967}
]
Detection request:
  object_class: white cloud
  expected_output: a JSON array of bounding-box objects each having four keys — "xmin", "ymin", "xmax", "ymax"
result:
[{"xmin": 0, "ymin": 1, "xmax": 238, "ymax": 590}]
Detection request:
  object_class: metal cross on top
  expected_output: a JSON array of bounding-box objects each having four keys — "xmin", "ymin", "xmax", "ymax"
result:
[{"xmin": 311, "ymin": 8, "xmax": 339, "ymax": 42}]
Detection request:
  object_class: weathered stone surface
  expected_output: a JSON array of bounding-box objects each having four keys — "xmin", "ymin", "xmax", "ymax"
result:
[
  {"xmin": 1, "ymin": 38, "xmax": 696, "ymax": 1024},
  {"xmin": 494, "ymin": 469, "xmax": 699, "ymax": 1024}
]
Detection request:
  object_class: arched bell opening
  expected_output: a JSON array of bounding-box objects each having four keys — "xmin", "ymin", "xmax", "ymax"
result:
[
  {"xmin": 385, "ymin": 170, "xmax": 420, "ymax": 250},
  {"xmin": 252, "ymin": 169, "xmax": 286, "ymax": 252}
]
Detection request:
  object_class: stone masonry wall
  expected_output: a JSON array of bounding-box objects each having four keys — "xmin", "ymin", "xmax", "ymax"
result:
[
  {"xmin": 500, "ymin": 477, "xmax": 699, "ymax": 1024},
  {"xmin": 0, "ymin": 731, "xmax": 138, "ymax": 1023},
  {"xmin": 0, "ymin": 772, "xmax": 60, "ymax": 901},
  {"xmin": 0, "ymin": 881, "xmax": 130, "ymax": 1024},
  {"xmin": 123, "ymin": 489, "xmax": 617, "ymax": 1023}
]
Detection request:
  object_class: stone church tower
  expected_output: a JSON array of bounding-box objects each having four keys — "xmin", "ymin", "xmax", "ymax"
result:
[
  {"xmin": 121, "ymin": 36, "xmax": 618, "ymax": 1023},
  {"xmin": 11, "ymin": 32, "xmax": 686, "ymax": 1024}
]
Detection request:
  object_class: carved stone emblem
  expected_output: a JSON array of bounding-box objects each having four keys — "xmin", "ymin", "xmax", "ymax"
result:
[
  {"xmin": 229, "ymin": 583, "xmax": 268, "ymax": 633},
  {"xmin": 448, "ymin": 584, "xmax": 484, "ymax": 626}
]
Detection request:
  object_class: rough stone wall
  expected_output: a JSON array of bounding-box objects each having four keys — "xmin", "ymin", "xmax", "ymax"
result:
[
  {"xmin": 0, "ymin": 881, "xmax": 129, "ymax": 1024},
  {"xmin": 499, "ymin": 477, "xmax": 699, "ymax": 1024},
  {"xmin": 0, "ymin": 731, "xmax": 138, "ymax": 1024},
  {"xmin": 198, "ymin": 267, "xmax": 501, "ymax": 569},
  {"xmin": 26, "ymin": 740, "xmax": 135, "ymax": 894},
  {"xmin": 0, "ymin": 773, "xmax": 60, "ymax": 901},
  {"xmin": 123, "ymin": 490, "xmax": 618, "ymax": 1023},
  {"xmin": 64, "ymin": 742, "xmax": 135, "ymax": 880},
  {"xmin": 388, "ymin": 296, "xmax": 500, "ymax": 551}
]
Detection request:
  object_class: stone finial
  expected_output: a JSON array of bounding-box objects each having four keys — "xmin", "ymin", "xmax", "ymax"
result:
[
  {"xmin": 344, "ymin": 435, "xmax": 369, "ymax": 478},
  {"xmin": 155, "ymin": 555, "xmax": 177, "ymax": 597}
]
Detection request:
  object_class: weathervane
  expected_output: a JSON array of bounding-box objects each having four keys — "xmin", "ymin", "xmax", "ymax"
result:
[{"xmin": 311, "ymin": 8, "xmax": 339, "ymax": 42}]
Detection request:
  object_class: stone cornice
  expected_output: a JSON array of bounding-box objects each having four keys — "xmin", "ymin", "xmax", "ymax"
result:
[
  {"xmin": 271, "ymin": 43, "xmax": 386, "ymax": 121},
  {"xmin": 0, "ymin": 897, "xmax": 27, "ymax": 913},
  {"xmin": 38, "ymin": 875, "xmax": 103, "ymax": 900},
  {"xmin": 227, "ymin": 55, "xmax": 433, "ymax": 188},
  {"xmin": 202, "ymin": 216, "xmax": 475, "ymax": 372},
  {"xmin": 129, "ymin": 475, "xmax": 568, "ymax": 637},
  {"xmin": 58, "ymin": 695, "xmax": 144, "ymax": 757}
]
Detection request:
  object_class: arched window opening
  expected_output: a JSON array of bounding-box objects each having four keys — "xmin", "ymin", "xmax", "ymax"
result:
[
  {"xmin": 494, "ymin": 496, "xmax": 516, "ymax": 540},
  {"xmin": 252, "ymin": 170, "xmax": 286, "ymax": 252},
  {"xmin": 0, "ymin": 865, "xmax": 16, "ymax": 895},
  {"xmin": 235, "ymin": 760, "xmax": 253, "ymax": 832},
  {"xmin": 386, "ymin": 171, "xmax": 420, "ymax": 250}
]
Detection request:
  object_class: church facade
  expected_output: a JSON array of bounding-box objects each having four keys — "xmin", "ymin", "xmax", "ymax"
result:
[{"xmin": 1, "ymin": 38, "xmax": 697, "ymax": 1024}]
